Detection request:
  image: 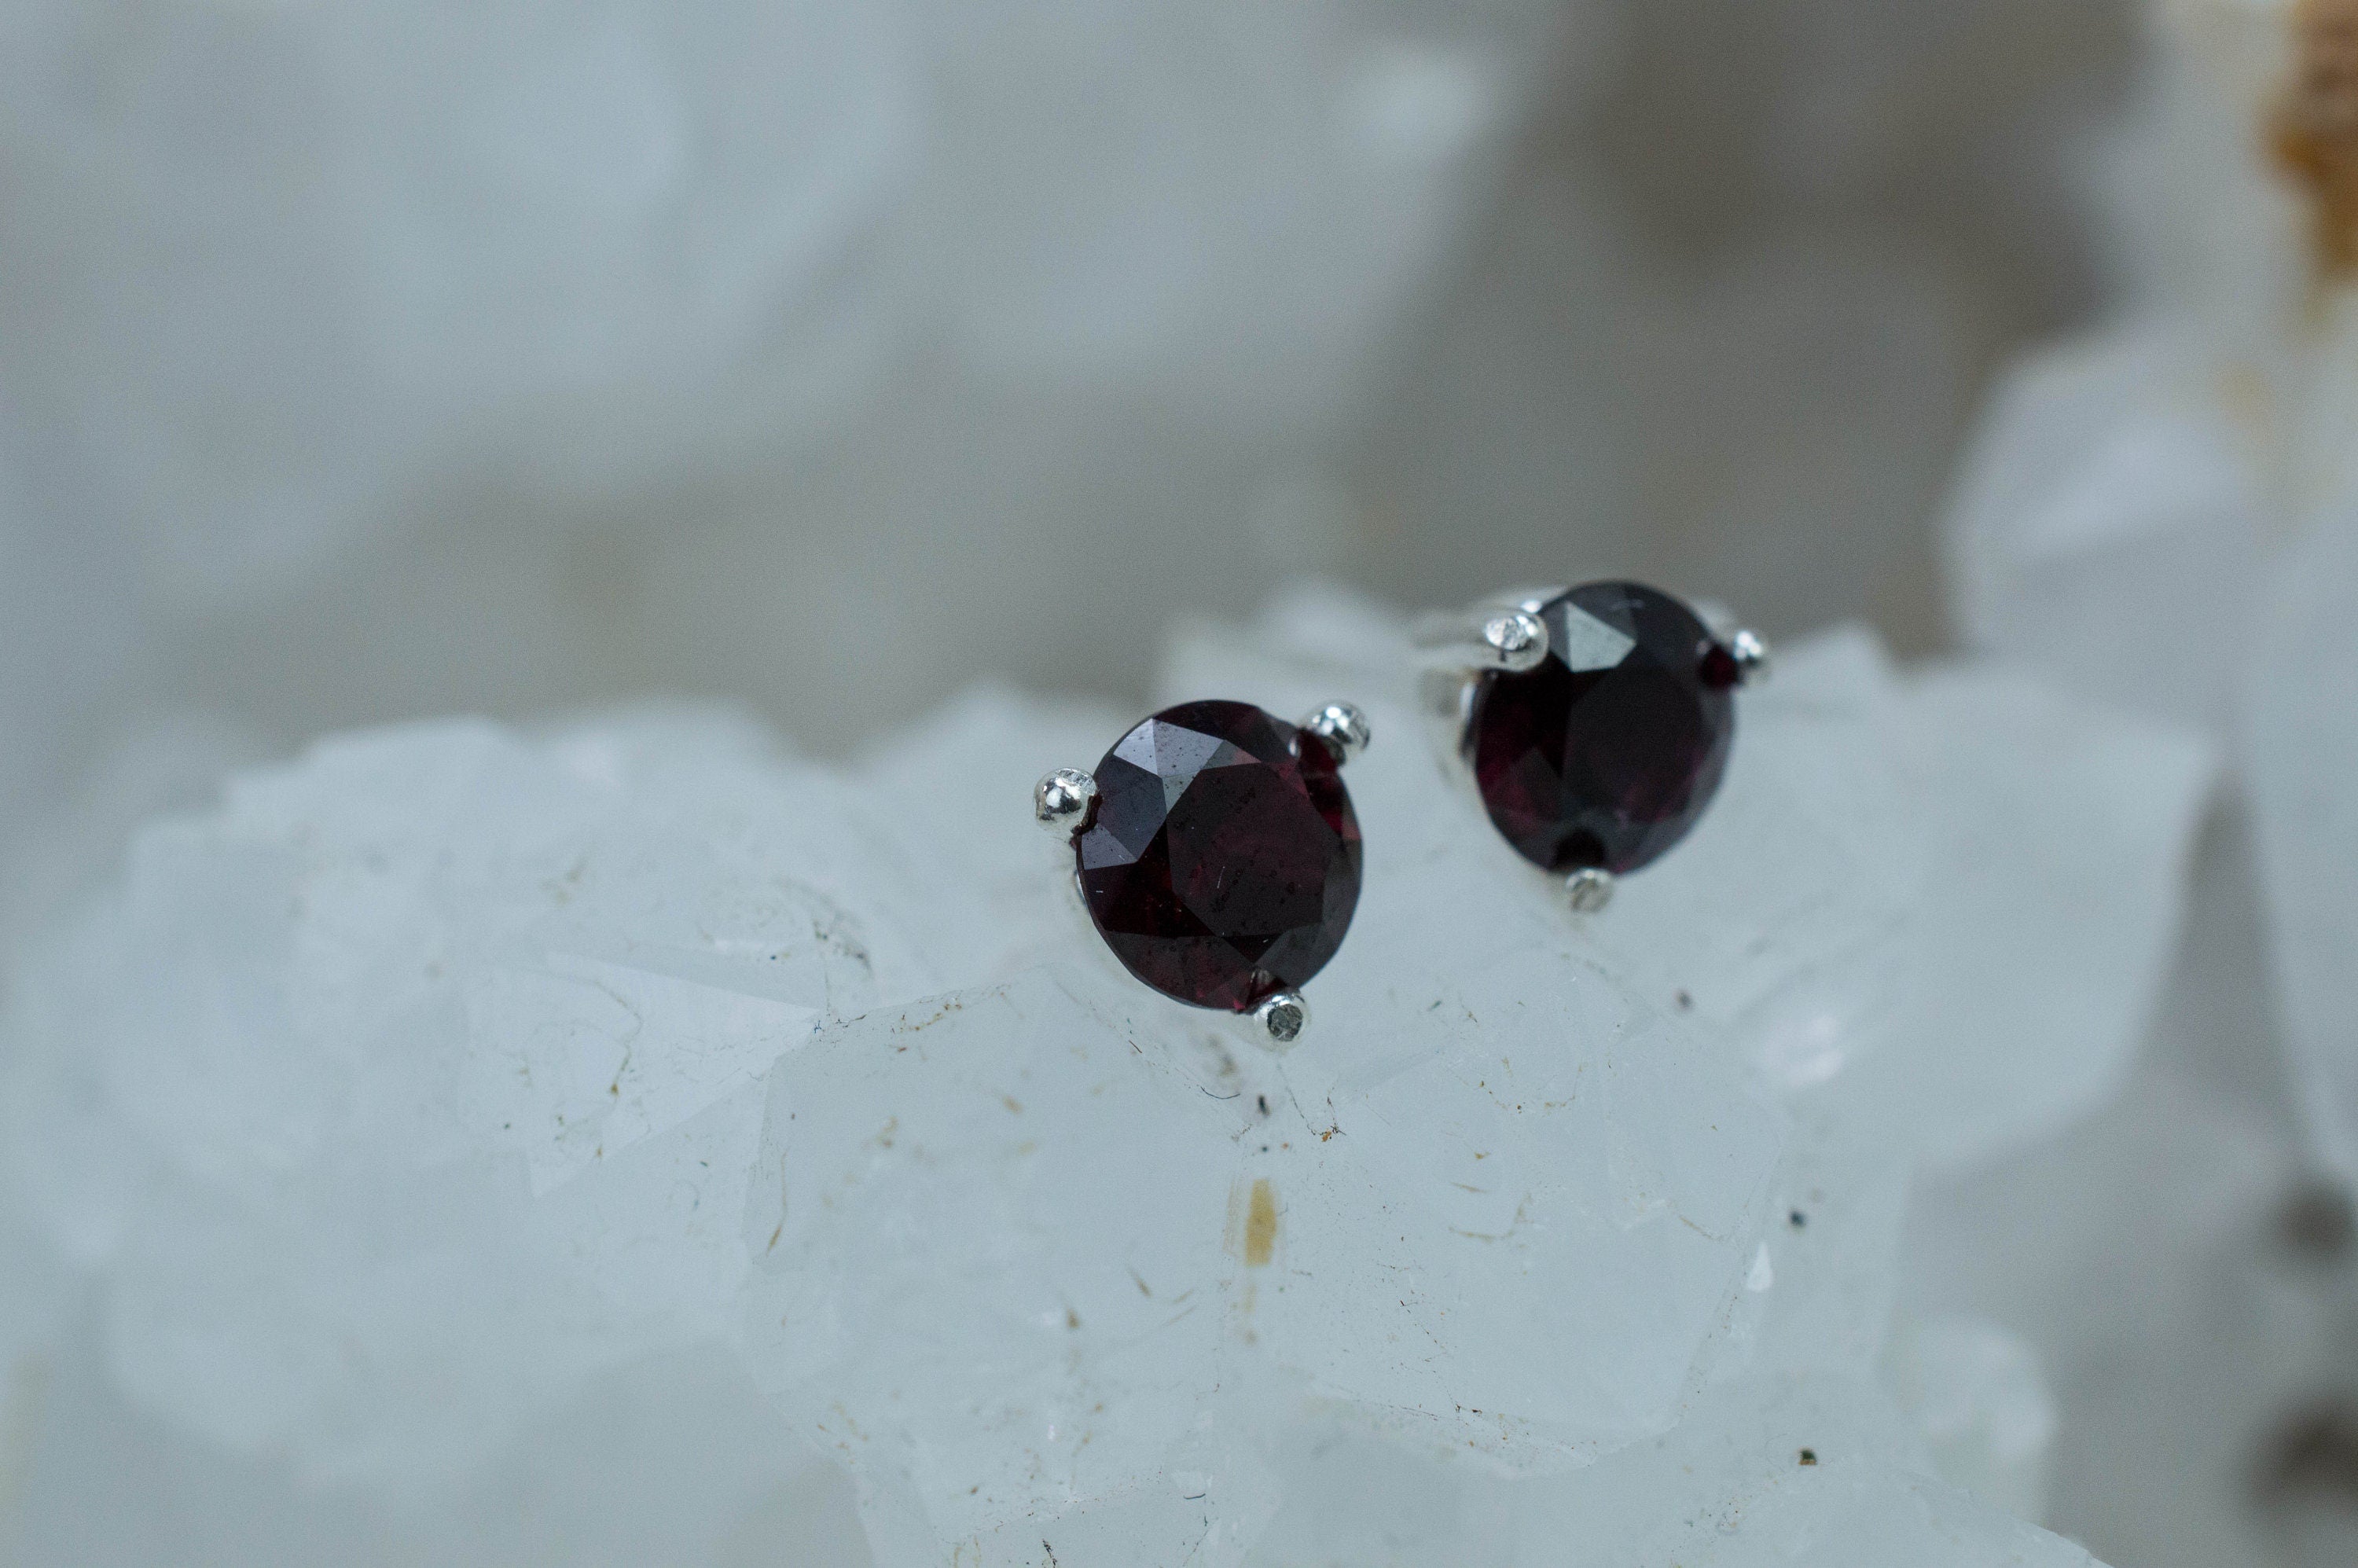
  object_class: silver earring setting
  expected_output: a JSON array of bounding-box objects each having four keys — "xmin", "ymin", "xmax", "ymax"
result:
[
  {"xmin": 1035, "ymin": 699, "xmax": 1368, "ymax": 1048},
  {"xmin": 1414, "ymin": 581, "xmax": 1766, "ymax": 913}
]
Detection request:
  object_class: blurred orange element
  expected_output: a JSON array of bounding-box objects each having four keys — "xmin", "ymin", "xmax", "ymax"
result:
[{"xmin": 2274, "ymin": 0, "xmax": 2358, "ymax": 277}]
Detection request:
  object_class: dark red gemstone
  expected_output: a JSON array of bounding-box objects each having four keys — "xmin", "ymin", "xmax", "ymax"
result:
[
  {"xmin": 1468, "ymin": 582, "xmax": 1734, "ymax": 875},
  {"xmin": 1076, "ymin": 700, "xmax": 1362, "ymax": 1012}
]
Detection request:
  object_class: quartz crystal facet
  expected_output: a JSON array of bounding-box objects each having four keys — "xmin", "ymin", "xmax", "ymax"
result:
[
  {"xmin": 1469, "ymin": 582, "xmax": 1735, "ymax": 875},
  {"xmin": 1077, "ymin": 700, "xmax": 1362, "ymax": 1011}
]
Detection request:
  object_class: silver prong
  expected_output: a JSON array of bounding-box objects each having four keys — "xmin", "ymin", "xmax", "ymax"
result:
[
  {"xmin": 1034, "ymin": 769, "xmax": 1097, "ymax": 841},
  {"xmin": 1565, "ymin": 867, "xmax": 1615, "ymax": 913},
  {"xmin": 1410, "ymin": 605, "xmax": 1549, "ymax": 676},
  {"xmin": 1298, "ymin": 702, "xmax": 1372, "ymax": 764},
  {"xmin": 1726, "ymin": 629, "xmax": 1770, "ymax": 686},
  {"xmin": 1253, "ymin": 991, "xmax": 1309, "ymax": 1048}
]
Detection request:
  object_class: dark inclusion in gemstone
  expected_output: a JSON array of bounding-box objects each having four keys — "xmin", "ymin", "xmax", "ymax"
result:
[
  {"xmin": 1076, "ymin": 700, "xmax": 1363, "ymax": 1012},
  {"xmin": 1468, "ymin": 581, "xmax": 1736, "ymax": 876}
]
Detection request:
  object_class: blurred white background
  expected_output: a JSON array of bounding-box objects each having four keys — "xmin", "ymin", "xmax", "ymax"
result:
[{"xmin": 0, "ymin": 0, "xmax": 2128, "ymax": 828}]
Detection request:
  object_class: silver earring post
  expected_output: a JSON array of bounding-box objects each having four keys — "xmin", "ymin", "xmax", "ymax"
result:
[{"xmin": 1412, "ymin": 589, "xmax": 1566, "ymax": 784}]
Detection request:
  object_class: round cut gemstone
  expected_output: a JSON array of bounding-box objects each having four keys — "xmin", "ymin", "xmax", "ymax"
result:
[
  {"xmin": 1468, "ymin": 581, "xmax": 1735, "ymax": 875},
  {"xmin": 1077, "ymin": 700, "xmax": 1362, "ymax": 1012}
]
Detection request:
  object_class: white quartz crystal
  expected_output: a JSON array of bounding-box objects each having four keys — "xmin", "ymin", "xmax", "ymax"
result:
[
  {"xmin": 0, "ymin": 586, "xmax": 2210, "ymax": 1561},
  {"xmin": 1898, "ymin": 806, "xmax": 2343, "ymax": 1568},
  {"xmin": 1882, "ymin": 1315, "xmax": 2060, "ymax": 1524},
  {"xmin": 743, "ymin": 967, "xmax": 1283, "ymax": 1563},
  {"xmin": 1920, "ymin": 7, "xmax": 2358, "ymax": 1561},
  {"xmin": 1817, "ymin": 660, "xmax": 2216, "ymax": 1170},
  {"xmin": 1941, "ymin": 0, "xmax": 2358, "ymax": 1221},
  {"xmin": 0, "ymin": 714, "xmax": 936, "ymax": 1489},
  {"xmin": 2248, "ymin": 503, "xmax": 2358, "ymax": 1180},
  {"xmin": 1941, "ymin": 326, "xmax": 2268, "ymax": 734}
]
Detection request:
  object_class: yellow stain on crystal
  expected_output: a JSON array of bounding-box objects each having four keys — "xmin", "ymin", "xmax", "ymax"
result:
[
  {"xmin": 1243, "ymin": 1178, "xmax": 1278, "ymax": 1267},
  {"xmin": 2273, "ymin": 0, "xmax": 2358, "ymax": 277}
]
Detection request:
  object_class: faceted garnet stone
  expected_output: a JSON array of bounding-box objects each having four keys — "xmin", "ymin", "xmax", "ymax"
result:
[
  {"xmin": 1077, "ymin": 700, "xmax": 1362, "ymax": 1012},
  {"xmin": 1469, "ymin": 581, "xmax": 1736, "ymax": 876}
]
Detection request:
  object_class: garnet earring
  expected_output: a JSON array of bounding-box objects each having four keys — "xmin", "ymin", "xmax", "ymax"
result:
[
  {"xmin": 1034, "ymin": 700, "xmax": 1368, "ymax": 1047},
  {"xmin": 1412, "ymin": 582, "xmax": 1766, "ymax": 912}
]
